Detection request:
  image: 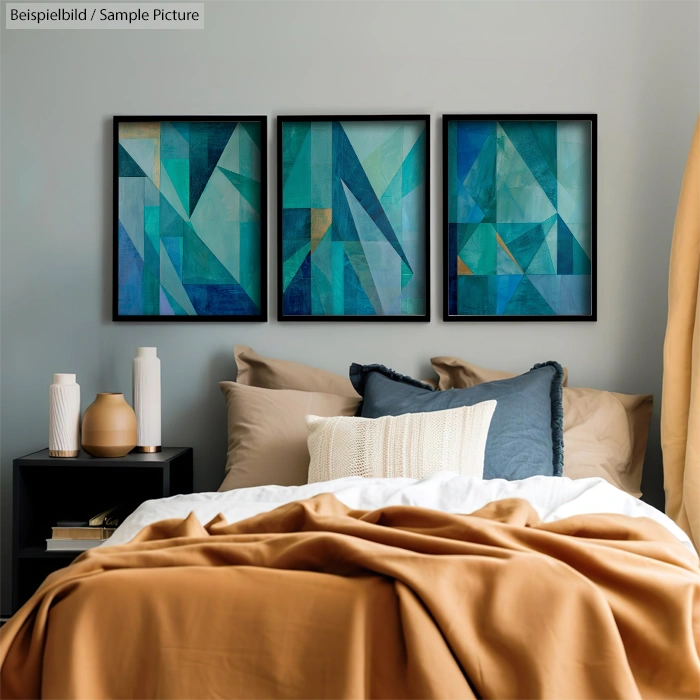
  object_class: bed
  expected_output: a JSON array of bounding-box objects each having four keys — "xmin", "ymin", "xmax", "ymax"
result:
[{"xmin": 2, "ymin": 350, "xmax": 699, "ymax": 699}]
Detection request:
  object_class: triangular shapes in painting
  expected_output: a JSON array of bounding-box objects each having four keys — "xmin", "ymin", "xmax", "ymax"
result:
[
  {"xmin": 161, "ymin": 158, "xmax": 189, "ymax": 220},
  {"xmin": 159, "ymin": 192, "xmax": 185, "ymax": 238},
  {"xmin": 496, "ymin": 244, "xmax": 522, "ymax": 275},
  {"xmin": 188, "ymin": 168, "xmax": 245, "ymax": 283},
  {"xmin": 283, "ymin": 122, "xmax": 311, "ymax": 189},
  {"xmin": 159, "ymin": 287, "xmax": 175, "ymax": 316},
  {"xmin": 529, "ymin": 121, "xmax": 558, "ymax": 179},
  {"xmin": 118, "ymin": 178, "xmax": 145, "ymax": 258},
  {"xmin": 461, "ymin": 125, "xmax": 497, "ymax": 222},
  {"xmin": 310, "ymin": 208, "xmax": 332, "ymax": 253},
  {"xmin": 160, "ymin": 122, "xmax": 189, "ymax": 159},
  {"xmin": 188, "ymin": 122, "xmax": 237, "ymax": 217},
  {"xmin": 496, "ymin": 124, "xmax": 556, "ymax": 223},
  {"xmin": 241, "ymin": 121, "xmax": 262, "ymax": 151},
  {"xmin": 343, "ymin": 241, "xmax": 384, "ymax": 315},
  {"xmin": 528, "ymin": 275, "xmax": 561, "ymax": 314},
  {"xmin": 158, "ymin": 240, "xmax": 197, "ymax": 315},
  {"xmin": 546, "ymin": 219, "xmax": 558, "ymax": 270},
  {"xmin": 458, "ymin": 223, "xmax": 497, "ymax": 275},
  {"xmin": 332, "ymin": 122, "xmax": 411, "ymax": 270},
  {"xmin": 457, "ymin": 257, "xmax": 473, "ymax": 275},
  {"xmin": 119, "ymin": 144, "xmax": 148, "ymax": 178},
  {"xmin": 218, "ymin": 166, "xmax": 261, "ymax": 213},
  {"xmin": 182, "ymin": 223, "xmax": 236, "ymax": 286},
  {"xmin": 526, "ymin": 240, "xmax": 556, "ymax": 274},
  {"xmin": 283, "ymin": 242, "xmax": 312, "ymax": 292},
  {"xmin": 456, "ymin": 120, "xmax": 495, "ymax": 185},
  {"xmin": 398, "ymin": 274, "xmax": 425, "ymax": 316},
  {"xmin": 343, "ymin": 250, "xmax": 376, "ymax": 316},
  {"xmin": 360, "ymin": 125, "xmax": 404, "ymax": 199},
  {"xmin": 503, "ymin": 275, "xmax": 556, "ymax": 316},
  {"xmin": 120, "ymin": 139, "xmax": 156, "ymax": 183},
  {"xmin": 381, "ymin": 130, "xmax": 426, "ymax": 207},
  {"xmin": 216, "ymin": 124, "xmax": 261, "ymax": 183},
  {"xmin": 343, "ymin": 121, "xmax": 402, "ymax": 165},
  {"xmin": 557, "ymin": 215, "xmax": 591, "ymax": 274},
  {"xmin": 161, "ymin": 237, "xmax": 183, "ymax": 279},
  {"xmin": 496, "ymin": 274, "xmax": 523, "ymax": 315},
  {"xmin": 117, "ymin": 222, "xmax": 144, "ymax": 315},
  {"xmin": 161, "ymin": 286, "xmax": 189, "ymax": 315},
  {"xmin": 283, "ymin": 252, "xmax": 312, "ymax": 315},
  {"xmin": 500, "ymin": 120, "xmax": 558, "ymax": 209},
  {"xmin": 311, "ymin": 229, "xmax": 333, "ymax": 315},
  {"xmin": 452, "ymin": 176, "xmax": 485, "ymax": 224},
  {"xmin": 332, "ymin": 176, "xmax": 361, "ymax": 243},
  {"xmin": 343, "ymin": 181, "xmax": 388, "ymax": 245},
  {"xmin": 504, "ymin": 223, "xmax": 547, "ymax": 271}
]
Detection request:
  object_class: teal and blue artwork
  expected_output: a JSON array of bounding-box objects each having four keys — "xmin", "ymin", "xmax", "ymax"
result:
[
  {"xmin": 279, "ymin": 117, "xmax": 429, "ymax": 320},
  {"xmin": 445, "ymin": 116, "xmax": 596, "ymax": 320},
  {"xmin": 114, "ymin": 117, "xmax": 266, "ymax": 321}
]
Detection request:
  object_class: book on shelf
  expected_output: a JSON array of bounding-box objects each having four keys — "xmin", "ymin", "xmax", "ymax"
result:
[
  {"xmin": 46, "ymin": 539, "xmax": 107, "ymax": 552},
  {"xmin": 51, "ymin": 527, "xmax": 116, "ymax": 540},
  {"xmin": 47, "ymin": 506, "xmax": 124, "ymax": 551}
]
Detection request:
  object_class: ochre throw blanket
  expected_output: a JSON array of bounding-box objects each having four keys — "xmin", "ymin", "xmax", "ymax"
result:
[{"xmin": 2, "ymin": 495, "xmax": 699, "ymax": 699}]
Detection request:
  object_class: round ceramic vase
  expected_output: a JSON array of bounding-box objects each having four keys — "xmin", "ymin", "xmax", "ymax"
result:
[{"xmin": 81, "ymin": 393, "xmax": 137, "ymax": 458}]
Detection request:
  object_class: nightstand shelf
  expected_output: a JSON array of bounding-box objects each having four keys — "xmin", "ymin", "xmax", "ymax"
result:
[
  {"xmin": 12, "ymin": 447, "xmax": 193, "ymax": 612},
  {"xmin": 18, "ymin": 547, "xmax": 80, "ymax": 559}
]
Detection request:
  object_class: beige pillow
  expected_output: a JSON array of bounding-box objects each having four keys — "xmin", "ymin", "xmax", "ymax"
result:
[
  {"xmin": 234, "ymin": 345, "xmax": 360, "ymax": 399},
  {"xmin": 431, "ymin": 355, "xmax": 569, "ymax": 388},
  {"xmin": 562, "ymin": 388, "xmax": 652, "ymax": 497},
  {"xmin": 430, "ymin": 357, "xmax": 652, "ymax": 497},
  {"xmin": 234, "ymin": 345, "xmax": 439, "ymax": 394},
  {"xmin": 306, "ymin": 401, "xmax": 497, "ymax": 484},
  {"xmin": 218, "ymin": 381, "xmax": 359, "ymax": 491}
]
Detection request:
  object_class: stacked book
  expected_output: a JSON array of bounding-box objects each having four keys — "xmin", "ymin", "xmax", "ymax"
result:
[
  {"xmin": 46, "ymin": 507, "xmax": 122, "ymax": 551},
  {"xmin": 47, "ymin": 526, "xmax": 116, "ymax": 551}
]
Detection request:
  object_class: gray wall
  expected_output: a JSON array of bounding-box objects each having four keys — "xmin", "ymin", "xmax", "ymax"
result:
[{"xmin": 1, "ymin": 0, "xmax": 698, "ymax": 613}]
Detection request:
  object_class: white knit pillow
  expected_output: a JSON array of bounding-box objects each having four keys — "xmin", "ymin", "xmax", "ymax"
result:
[{"xmin": 306, "ymin": 401, "xmax": 497, "ymax": 483}]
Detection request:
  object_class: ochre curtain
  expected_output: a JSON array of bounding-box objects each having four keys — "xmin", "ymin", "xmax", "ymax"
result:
[{"xmin": 662, "ymin": 117, "xmax": 700, "ymax": 551}]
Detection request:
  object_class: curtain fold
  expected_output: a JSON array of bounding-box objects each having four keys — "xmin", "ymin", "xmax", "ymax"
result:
[{"xmin": 662, "ymin": 117, "xmax": 700, "ymax": 551}]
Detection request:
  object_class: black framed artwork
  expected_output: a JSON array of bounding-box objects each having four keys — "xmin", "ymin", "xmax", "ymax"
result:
[
  {"xmin": 278, "ymin": 115, "xmax": 430, "ymax": 321},
  {"xmin": 113, "ymin": 115, "xmax": 267, "ymax": 321},
  {"xmin": 443, "ymin": 114, "xmax": 597, "ymax": 321}
]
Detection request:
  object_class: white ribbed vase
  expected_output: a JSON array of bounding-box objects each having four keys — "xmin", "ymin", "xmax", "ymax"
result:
[
  {"xmin": 49, "ymin": 374, "xmax": 80, "ymax": 457},
  {"xmin": 133, "ymin": 347, "xmax": 161, "ymax": 452}
]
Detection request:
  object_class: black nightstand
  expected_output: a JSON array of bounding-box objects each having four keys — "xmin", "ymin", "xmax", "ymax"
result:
[{"xmin": 12, "ymin": 447, "xmax": 194, "ymax": 612}]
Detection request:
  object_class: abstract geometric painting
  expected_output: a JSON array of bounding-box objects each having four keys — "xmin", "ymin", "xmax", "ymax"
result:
[
  {"xmin": 444, "ymin": 115, "xmax": 596, "ymax": 321},
  {"xmin": 278, "ymin": 116, "xmax": 429, "ymax": 320},
  {"xmin": 114, "ymin": 116, "xmax": 267, "ymax": 321}
]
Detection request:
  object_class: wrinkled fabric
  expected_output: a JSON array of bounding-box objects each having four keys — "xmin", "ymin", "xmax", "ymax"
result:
[
  {"xmin": 2, "ymin": 494, "xmax": 699, "ymax": 699},
  {"xmin": 662, "ymin": 116, "xmax": 700, "ymax": 551}
]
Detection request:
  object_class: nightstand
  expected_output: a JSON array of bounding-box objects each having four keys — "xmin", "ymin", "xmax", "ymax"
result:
[{"xmin": 12, "ymin": 447, "xmax": 194, "ymax": 612}]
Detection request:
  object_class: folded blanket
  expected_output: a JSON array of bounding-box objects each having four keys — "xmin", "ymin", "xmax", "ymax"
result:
[{"xmin": 2, "ymin": 494, "xmax": 699, "ymax": 699}]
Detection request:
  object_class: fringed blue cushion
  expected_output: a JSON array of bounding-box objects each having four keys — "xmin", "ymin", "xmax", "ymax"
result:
[{"xmin": 350, "ymin": 361, "xmax": 565, "ymax": 480}]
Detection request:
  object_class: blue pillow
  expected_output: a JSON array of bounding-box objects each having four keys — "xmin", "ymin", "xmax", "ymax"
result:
[{"xmin": 349, "ymin": 362, "xmax": 564, "ymax": 480}]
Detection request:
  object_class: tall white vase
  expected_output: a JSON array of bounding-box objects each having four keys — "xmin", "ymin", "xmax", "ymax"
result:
[
  {"xmin": 49, "ymin": 374, "xmax": 80, "ymax": 457},
  {"xmin": 133, "ymin": 347, "xmax": 161, "ymax": 452}
]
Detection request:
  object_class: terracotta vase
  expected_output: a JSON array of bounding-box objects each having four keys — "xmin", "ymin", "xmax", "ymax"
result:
[{"xmin": 81, "ymin": 393, "xmax": 137, "ymax": 457}]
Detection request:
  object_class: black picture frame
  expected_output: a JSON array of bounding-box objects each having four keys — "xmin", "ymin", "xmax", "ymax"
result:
[
  {"xmin": 113, "ymin": 115, "xmax": 268, "ymax": 322},
  {"xmin": 442, "ymin": 113, "xmax": 597, "ymax": 322},
  {"xmin": 277, "ymin": 114, "xmax": 431, "ymax": 322}
]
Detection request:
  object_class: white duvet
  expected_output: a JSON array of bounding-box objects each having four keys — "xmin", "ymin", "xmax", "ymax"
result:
[{"xmin": 106, "ymin": 472, "xmax": 695, "ymax": 554}]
